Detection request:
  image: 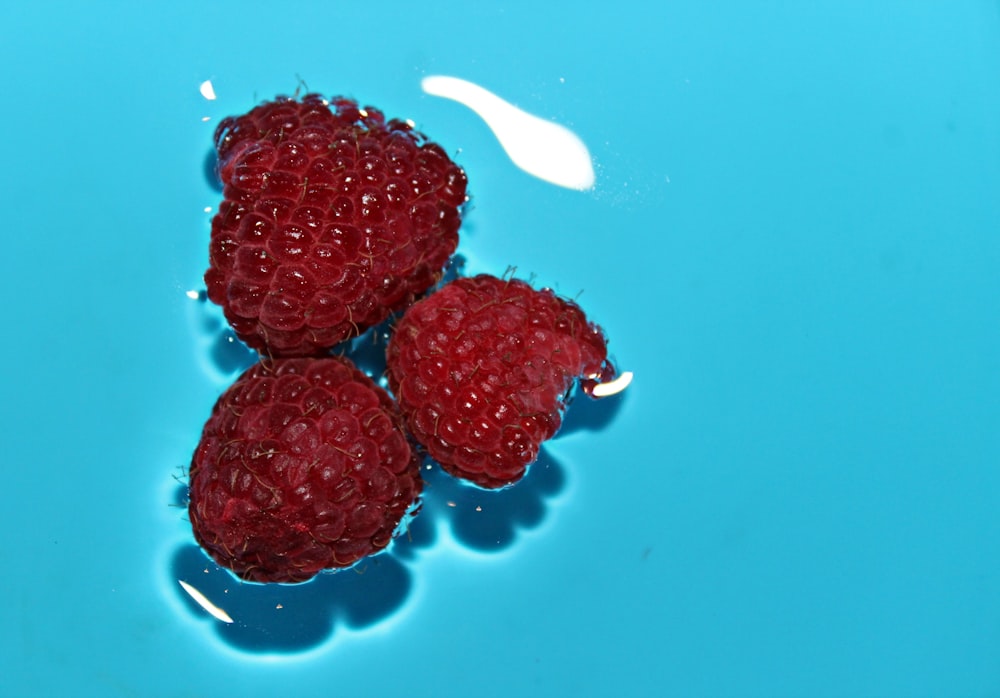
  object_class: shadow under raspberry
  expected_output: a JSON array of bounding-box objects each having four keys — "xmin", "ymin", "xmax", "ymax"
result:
[
  {"xmin": 169, "ymin": 474, "xmax": 430, "ymax": 653},
  {"xmin": 204, "ymin": 148, "xmax": 222, "ymax": 193},
  {"xmin": 210, "ymin": 327, "xmax": 258, "ymax": 375},
  {"xmin": 189, "ymin": 289, "xmax": 259, "ymax": 376},
  {"xmin": 337, "ymin": 322, "xmax": 392, "ymax": 386},
  {"xmin": 168, "ymin": 448, "xmax": 564, "ymax": 652},
  {"xmin": 170, "ymin": 543, "xmax": 413, "ymax": 653},
  {"xmin": 415, "ymin": 450, "xmax": 566, "ymax": 553},
  {"xmin": 558, "ymin": 388, "xmax": 627, "ymax": 438}
]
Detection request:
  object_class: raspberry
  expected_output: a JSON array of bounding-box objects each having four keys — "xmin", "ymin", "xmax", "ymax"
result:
[
  {"xmin": 187, "ymin": 357, "xmax": 421, "ymax": 583},
  {"xmin": 205, "ymin": 94, "xmax": 468, "ymax": 356},
  {"xmin": 386, "ymin": 274, "xmax": 614, "ymax": 489}
]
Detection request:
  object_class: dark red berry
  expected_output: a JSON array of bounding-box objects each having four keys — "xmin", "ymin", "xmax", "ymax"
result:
[
  {"xmin": 188, "ymin": 357, "xmax": 422, "ymax": 583},
  {"xmin": 206, "ymin": 94, "xmax": 468, "ymax": 356},
  {"xmin": 386, "ymin": 274, "xmax": 613, "ymax": 489}
]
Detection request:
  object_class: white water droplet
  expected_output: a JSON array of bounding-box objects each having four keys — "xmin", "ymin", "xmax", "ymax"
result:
[
  {"xmin": 421, "ymin": 75, "xmax": 595, "ymax": 191},
  {"xmin": 199, "ymin": 80, "xmax": 217, "ymax": 101}
]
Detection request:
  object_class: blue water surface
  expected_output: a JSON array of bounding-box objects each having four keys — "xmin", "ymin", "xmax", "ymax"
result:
[{"xmin": 2, "ymin": 1, "xmax": 999, "ymax": 696}]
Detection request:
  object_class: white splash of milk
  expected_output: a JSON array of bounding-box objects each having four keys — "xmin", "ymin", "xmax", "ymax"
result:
[{"xmin": 421, "ymin": 75, "xmax": 595, "ymax": 191}]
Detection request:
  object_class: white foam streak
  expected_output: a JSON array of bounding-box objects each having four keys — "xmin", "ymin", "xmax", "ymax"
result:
[{"xmin": 421, "ymin": 75, "xmax": 595, "ymax": 190}]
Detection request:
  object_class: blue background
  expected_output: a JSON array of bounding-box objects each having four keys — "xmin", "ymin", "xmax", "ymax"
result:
[{"xmin": 2, "ymin": 1, "xmax": 999, "ymax": 696}]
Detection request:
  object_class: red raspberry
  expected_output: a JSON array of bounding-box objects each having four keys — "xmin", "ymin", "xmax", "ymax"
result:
[
  {"xmin": 187, "ymin": 357, "xmax": 421, "ymax": 583},
  {"xmin": 386, "ymin": 274, "xmax": 614, "ymax": 489},
  {"xmin": 205, "ymin": 94, "xmax": 468, "ymax": 356}
]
